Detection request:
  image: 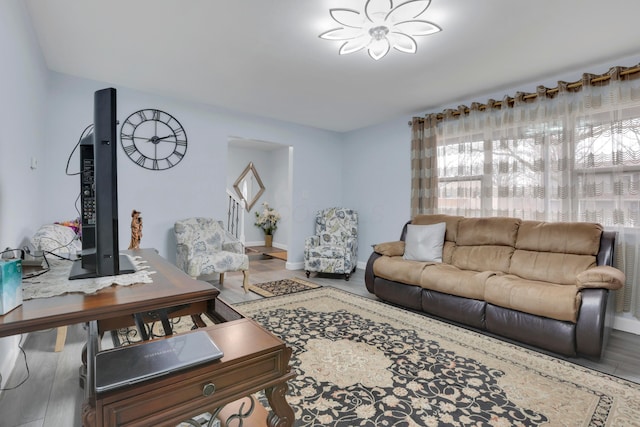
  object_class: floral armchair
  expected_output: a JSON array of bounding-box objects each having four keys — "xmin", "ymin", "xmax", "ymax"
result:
[
  {"xmin": 174, "ymin": 217, "xmax": 249, "ymax": 292},
  {"xmin": 304, "ymin": 208, "xmax": 358, "ymax": 281}
]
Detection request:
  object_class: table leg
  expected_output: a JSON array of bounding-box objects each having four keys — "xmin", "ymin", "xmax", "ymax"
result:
[
  {"xmin": 81, "ymin": 321, "xmax": 98, "ymax": 427},
  {"xmin": 265, "ymin": 381, "xmax": 295, "ymax": 427},
  {"xmin": 243, "ymin": 270, "xmax": 249, "ymax": 293},
  {"xmin": 54, "ymin": 326, "xmax": 67, "ymax": 352}
]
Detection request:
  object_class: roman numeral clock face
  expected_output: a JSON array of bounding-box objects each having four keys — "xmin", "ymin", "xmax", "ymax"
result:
[{"xmin": 120, "ymin": 109, "xmax": 187, "ymax": 170}]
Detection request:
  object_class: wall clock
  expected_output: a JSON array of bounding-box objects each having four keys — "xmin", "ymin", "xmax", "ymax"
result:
[{"xmin": 120, "ymin": 109, "xmax": 188, "ymax": 170}]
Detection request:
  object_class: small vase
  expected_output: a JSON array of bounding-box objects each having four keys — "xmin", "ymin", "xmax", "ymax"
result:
[{"xmin": 264, "ymin": 234, "xmax": 273, "ymax": 247}]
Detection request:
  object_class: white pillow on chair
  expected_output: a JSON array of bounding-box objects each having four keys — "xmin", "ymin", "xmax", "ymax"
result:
[
  {"xmin": 32, "ymin": 224, "xmax": 81, "ymax": 257},
  {"xmin": 403, "ymin": 222, "xmax": 446, "ymax": 262}
]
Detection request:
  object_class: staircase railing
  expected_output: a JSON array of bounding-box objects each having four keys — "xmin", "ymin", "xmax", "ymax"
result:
[{"xmin": 226, "ymin": 189, "xmax": 245, "ymax": 243}]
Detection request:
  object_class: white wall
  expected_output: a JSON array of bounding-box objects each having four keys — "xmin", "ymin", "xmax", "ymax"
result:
[
  {"xmin": 342, "ymin": 120, "xmax": 412, "ymax": 268},
  {"xmin": 269, "ymin": 147, "xmax": 291, "ymax": 248},
  {"xmin": 0, "ymin": 0, "xmax": 49, "ymax": 390},
  {"xmin": 42, "ymin": 73, "xmax": 343, "ymax": 265}
]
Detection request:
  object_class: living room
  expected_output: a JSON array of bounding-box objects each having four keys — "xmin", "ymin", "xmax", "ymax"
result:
[{"xmin": 2, "ymin": 0, "xmax": 640, "ymax": 425}]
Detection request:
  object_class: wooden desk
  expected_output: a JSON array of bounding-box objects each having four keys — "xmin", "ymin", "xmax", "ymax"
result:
[
  {"xmin": 0, "ymin": 249, "xmax": 220, "ymax": 338},
  {"xmin": 0, "ymin": 249, "xmax": 294, "ymax": 426},
  {"xmin": 91, "ymin": 319, "xmax": 295, "ymax": 427}
]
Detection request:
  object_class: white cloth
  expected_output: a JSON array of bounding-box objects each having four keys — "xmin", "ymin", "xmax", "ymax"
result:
[{"xmin": 22, "ymin": 255, "xmax": 155, "ymax": 300}]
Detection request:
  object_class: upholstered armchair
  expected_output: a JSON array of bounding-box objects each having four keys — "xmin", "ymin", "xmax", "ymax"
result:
[
  {"xmin": 304, "ymin": 208, "xmax": 358, "ymax": 280},
  {"xmin": 174, "ymin": 217, "xmax": 249, "ymax": 292}
]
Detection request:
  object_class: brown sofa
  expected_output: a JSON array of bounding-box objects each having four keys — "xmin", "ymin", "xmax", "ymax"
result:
[{"xmin": 365, "ymin": 215, "xmax": 624, "ymax": 358}]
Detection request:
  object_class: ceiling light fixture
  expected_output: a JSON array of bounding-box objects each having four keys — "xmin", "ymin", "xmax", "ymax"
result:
[{"xmin": 319, "ymin": 0, "xmax": 441, "ymax": 61}]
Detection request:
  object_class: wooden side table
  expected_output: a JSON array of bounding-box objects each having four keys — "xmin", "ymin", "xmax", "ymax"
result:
[{"xmin": 84, "ymin": 318, "xmax": 295, "ymax": 427}]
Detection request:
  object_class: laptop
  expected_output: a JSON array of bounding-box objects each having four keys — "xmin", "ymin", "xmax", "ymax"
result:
[{"xmin": 95, "ymin": 330, "xmax": 224, "ymax": 393}]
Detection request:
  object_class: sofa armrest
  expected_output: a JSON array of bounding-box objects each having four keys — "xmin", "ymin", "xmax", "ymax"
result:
[
  {"xmin": 345, "ymin": 236, "xmax": 358, "ymax": 250},
  {"xmin": 365, "ymin": 252, "xmax": 383, "ymax": 294},
  {"xmin": 222, "ymin": 241, "xmax": 244, "ymax": 254},
  {"xmin": 576, "ymin": 266, "xmax": 625, "ymax": 290},
  {"xmin": 597, "ymin": 230, "xmax": 616, "ymax": 266},
  {"xmin": 304, "ymin": 236, "xmax": 319, "ymax": 249},
  {"xmin": 373, "ymin": 241, "xmax": 405, "ymax": 257},
  {"xmin": 576, "ymin": 288, "xmax": 612, "ymax": 359},
  {"xmin": 176, "ymin": 243, "xmax": 190, "ymax": 272}
]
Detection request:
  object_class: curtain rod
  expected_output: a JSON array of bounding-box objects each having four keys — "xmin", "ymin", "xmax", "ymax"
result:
[{"xmin": 408, "ymin": 63, "xmax": 640, "ymax": 126}]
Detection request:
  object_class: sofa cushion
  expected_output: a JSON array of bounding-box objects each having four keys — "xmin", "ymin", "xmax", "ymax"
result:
[
  {"xmin": 452, "ymin": 246, "xmax": 515, "ymax": 273},
  {"xmin": 485, "ymin": 274, "xmax": 581, "ymax": 322},
  {"xmin": 456, "ymin": 217, "xmax": 521, "ymax": 246},
  {"xmin": 507, "ymin": 220, "xmax": 602, "ymax": 286},
  {"xmin": 419, "ymin": 264, "xmax": 495, "ymax": 300},
  {"xmin": 373, "ymin": 256, "xmax": 433, "ymax": 286},
  {"xmin": 510, "ymin": 250, "xmax": 597, "ymax": 286},
  {"xmin": 515, "ymin": 220, "xmax": 602, "ymax": 255},
  {"xmin": 442, "ymin": 241, "xmax": 456, "ymax": 265},
  {"xmin": 403, "ymin": 223, "xmax": 446, "ymax": 262},
  {"xmin": 451, "ymin": 217, "xmax": 520, "ymax": 272}
]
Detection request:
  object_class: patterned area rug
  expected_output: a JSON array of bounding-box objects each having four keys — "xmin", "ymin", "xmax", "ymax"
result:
[
  {"xmin": 247, "ymin": 277, "xmax": 321, "ymax": 297},
  {"xmin": 232, "ymin": 287, "xmax": 640, "ymax": 426}
]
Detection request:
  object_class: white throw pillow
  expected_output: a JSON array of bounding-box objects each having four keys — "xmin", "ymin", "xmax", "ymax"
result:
[
  {"xmin": 32, "ymin": 224, "xmax": 82, "ymax": 257},
  {"xmin": 403, "ymin": 222, "xmax": 446, "ymax": 262}
]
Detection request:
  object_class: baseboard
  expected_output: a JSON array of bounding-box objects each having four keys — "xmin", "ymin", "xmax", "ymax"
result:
[
  {"xmin": 613, "ymin": 313, "xmax": 640, "ymax": 335},
  {"xmin": 286, "ymin": 261, "xmax": 303, "ymax": 270},
  {"xmin": 245, "ymin": 241, "xmax": 287, "ymax": 251}
]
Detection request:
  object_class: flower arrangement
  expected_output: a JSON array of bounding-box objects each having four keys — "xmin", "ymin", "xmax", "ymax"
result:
[{"xmin": 254, "ymin": 202, "xmax": 281, "ymax": 236}]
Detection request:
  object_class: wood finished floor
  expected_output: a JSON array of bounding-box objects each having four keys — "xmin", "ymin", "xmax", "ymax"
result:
[{"xmin": 1, "ymin": 256, "xmax": 639, "ymax": 426}]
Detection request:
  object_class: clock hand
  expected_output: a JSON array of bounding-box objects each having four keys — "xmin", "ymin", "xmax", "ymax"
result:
[
  {"xmin": 145, "ymin": 135, "xmax": 174, "ymax": 143},
  {"xmin": 145, "ymin": 135, "xmax": 175, "ymax": 144}
]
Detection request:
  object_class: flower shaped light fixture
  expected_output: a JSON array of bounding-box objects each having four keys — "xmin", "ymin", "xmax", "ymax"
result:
[{"xmin": 319, "ymin": 0, "xmax": 441, "ymax": 61}]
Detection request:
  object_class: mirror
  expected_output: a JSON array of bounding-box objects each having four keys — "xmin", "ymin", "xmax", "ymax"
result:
[{"xmin": 233, "ymin": 162, "xmax": 265, "ymax": 212}]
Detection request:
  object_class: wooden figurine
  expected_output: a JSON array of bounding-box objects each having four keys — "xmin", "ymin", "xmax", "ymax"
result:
[{"xmin": 128, "ymin": 210, "xmax": 143, "ymax": 250}]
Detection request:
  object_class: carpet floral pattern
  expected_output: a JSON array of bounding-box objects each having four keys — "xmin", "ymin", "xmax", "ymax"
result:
[
  {"xmin": 234, "ymin": 288, "xmax": 640, "ymax": 427},
  {"xmin": 248, "ymin": 277, "xmax": 321, "ymax": 298}
]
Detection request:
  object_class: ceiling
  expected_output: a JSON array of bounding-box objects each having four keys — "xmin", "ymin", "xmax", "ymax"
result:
[{"xmin": 25, "ymin": 0, "xmax": 640, "ymax": 133}]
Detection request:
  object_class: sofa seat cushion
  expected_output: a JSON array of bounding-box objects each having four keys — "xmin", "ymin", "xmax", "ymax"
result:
[
  {"xmin": 485, "ymin": 274, "xmax": 581, "ymax": 322},
  {"xmin": 373, "ymin": 256, "xmax": 433, "ymax": 286},
  {"xmin": 419, "ymin": 264, "xmax": 496, "ymax": 300}
]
